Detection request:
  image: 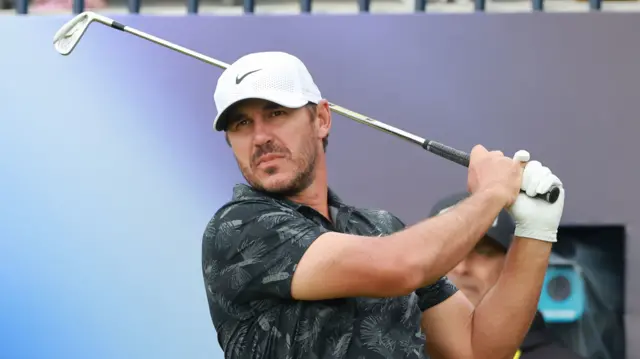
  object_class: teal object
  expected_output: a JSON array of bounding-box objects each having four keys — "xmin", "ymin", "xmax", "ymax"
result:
[{"xmin": 538, "ymin": 258, "xmax": 586, "ymax": 323}]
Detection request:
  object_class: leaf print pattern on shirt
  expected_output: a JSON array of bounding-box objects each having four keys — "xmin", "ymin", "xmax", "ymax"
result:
[
  {"xmin": 215, "ymin": 218, "xmax": 242, "ymax": 250},
  {"xmin": 328, "ymin": 332, "xmax": 352, "ymax": 358},
  {"xmin": 360, "ymin": 315, "xmax": 397, "ymax": 357},
  {"xmin": 202, "ymin": 183, "xmax": 459, "ymax": 359},
  {"xmin": 261, "ymin": 253, "xmax": 293, "ymax": 285}
]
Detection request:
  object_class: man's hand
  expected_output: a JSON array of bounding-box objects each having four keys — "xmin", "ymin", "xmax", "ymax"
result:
[
  {"xmin": 420, "ymin": 146, "xmax": 566, "ymax": 359},
  {"xmin": 467, "ymin": 145, "xmax": 523, "ymax": 207},
  {"xmin": 509, "ymin": 151, "xmax": 565, "ymax": 243}
]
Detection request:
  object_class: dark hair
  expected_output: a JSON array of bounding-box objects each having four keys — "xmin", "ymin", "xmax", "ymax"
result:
[{"xmin": 223, "ymin": 102, "xmax": 329, "ymax": 152}]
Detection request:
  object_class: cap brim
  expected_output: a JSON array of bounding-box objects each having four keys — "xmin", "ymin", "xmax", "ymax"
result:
[
  {"xmin": 213, "ymin": 91, "xmax": 310, "ymax": 131},
  {"xmin": 429, "ymin": 191, "xmax": 514, "ymax": 250},
  {"xmin": 485, "ymin": 227, "xmax": 510, "ymax": 250},
  {"xmin": 428, "ymin": 192, "xmax": 470, "ymax": 217}
]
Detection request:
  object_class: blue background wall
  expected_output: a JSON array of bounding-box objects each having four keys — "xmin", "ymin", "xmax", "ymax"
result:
[{"xmin": 1, "ymin": 13, "xmax": 638, "ymax": 358}]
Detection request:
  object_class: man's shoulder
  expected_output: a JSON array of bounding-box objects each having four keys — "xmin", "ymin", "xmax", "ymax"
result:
[
  {"xmin": 210, "ymin": 183, "xmax": 297, "ymax": 221},
  {"xmin": 202, "ymin": 184, "xmax": 300, "ymax": 246},
  {"xmin": 355, "ymin": 207, "xmax": 404, "ymax": 221},
  {"xmin": 351, "ymin": 206, "xmax": 408, "ymax": 232},
  {"xmin": 523, "ymin": 321, "xmax": 586, "ymax": 359},
  {"xmin": 525, "ymin": 342, "xmax": 585, "ymax": 359}
]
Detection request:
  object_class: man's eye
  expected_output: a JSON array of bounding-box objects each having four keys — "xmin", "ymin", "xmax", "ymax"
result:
[
  {"xmin": 235, "ymin": 119, "xmax": 249, "ymax": 128},
  {"xmin": 475, "ymin": 247, "xmax": 498, "ymax": 256},
  {"xmin": 270, "ymin": 110, "xmax": 285, "ymax": 117}
]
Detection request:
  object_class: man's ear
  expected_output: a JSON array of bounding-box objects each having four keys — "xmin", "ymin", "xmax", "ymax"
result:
[{"xmin": 315, "ymin": 99, "xmax": 332, "ymax": 140}]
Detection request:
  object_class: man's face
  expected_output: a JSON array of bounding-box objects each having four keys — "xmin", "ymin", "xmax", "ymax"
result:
[
  {"xmin": 447, "ymin": 236, "xmax": 506, "ymax": 306},
  {"xmin": 224, "ymin": 98, "xmax": 330, "ymax": 196}
]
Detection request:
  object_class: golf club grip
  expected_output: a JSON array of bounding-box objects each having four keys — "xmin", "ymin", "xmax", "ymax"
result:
[
  {"xmin": 423, "ymin": 140, "xmax": 470, "ymax": 167},
  {"xmin": 422, "ymin": 140, "xmax": 560, "ymax": 204}
]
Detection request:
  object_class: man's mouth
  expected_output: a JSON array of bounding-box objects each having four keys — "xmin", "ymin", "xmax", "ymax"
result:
[{"xmin": 255, "ymin": 153, "xmax": 285, "ymax": 167}]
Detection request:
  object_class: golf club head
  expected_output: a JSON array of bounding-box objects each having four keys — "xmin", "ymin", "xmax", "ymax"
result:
[{"xmin": 53, "ymin": 11, "xmax": 97, "ymax": 56}]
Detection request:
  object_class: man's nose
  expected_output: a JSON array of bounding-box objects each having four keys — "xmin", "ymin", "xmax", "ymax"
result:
[
  {"xmin": 251, "ymin": 118, "xmax": 273, "ymax": 145},
  {"xmin": 451, "ymin": 260, "xmax": 470, "ymax": 276}
]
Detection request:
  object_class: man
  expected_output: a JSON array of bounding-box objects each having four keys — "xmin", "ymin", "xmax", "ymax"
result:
[
  {"xmin": 201, "ymin": 51, "xmax": 566, "ymax": 359},
  {"xmin": 431, "ymin": 192, "xmax": 583, "ymax": 359}
]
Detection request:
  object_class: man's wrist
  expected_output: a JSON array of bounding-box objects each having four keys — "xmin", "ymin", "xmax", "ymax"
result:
[
  {"xmin": 475, "ymin": 184, "xmax": 511, "ymax": 209},
  {"xmin": 514, "ymin": 226, "xmax": 557, "ymax": 243}
]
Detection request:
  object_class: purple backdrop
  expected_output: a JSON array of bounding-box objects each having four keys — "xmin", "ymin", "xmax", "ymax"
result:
[{"xmin": 1, "ymin": 11, "xmax": 638, "ymax": 358}]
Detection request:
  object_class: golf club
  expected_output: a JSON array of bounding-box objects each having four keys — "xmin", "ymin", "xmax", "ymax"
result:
[{"xmin": 53, "ymin": 11, "xmax": 561, "ymax": 204}]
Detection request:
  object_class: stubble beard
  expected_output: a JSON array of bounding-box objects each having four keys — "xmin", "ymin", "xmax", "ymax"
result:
[{"xmin": 239, "ymin": 140, "xmax": 318, "ymax": 197}]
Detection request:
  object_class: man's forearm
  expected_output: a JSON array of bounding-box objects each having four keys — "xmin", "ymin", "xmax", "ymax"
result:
[
  {"xmin": 391, "ymin": 187, "xmax": 507, "ymax": 287},
  {"xmin": 470, "ymin": 237, "xmax": 552, "ymax": 359}
]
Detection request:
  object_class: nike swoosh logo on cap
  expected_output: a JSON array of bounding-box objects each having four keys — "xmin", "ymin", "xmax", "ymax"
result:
[{"xmin": 236, "ymin": 69, "xmax": 262, "ymax": 84}]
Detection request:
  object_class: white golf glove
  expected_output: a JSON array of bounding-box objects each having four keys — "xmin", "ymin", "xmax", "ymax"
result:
[{"xmin": 508, "ymin": 150, "xmax": 565, "ymax": 243}]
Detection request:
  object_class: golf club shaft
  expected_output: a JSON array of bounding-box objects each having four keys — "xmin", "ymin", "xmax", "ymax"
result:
[
  {"xmin": 100, "ymin": 18, "xmax": 559, "ymax": 204},
  {"xmin": 114, "ymin": 20, "xmax": 471, "ymax": 166}
]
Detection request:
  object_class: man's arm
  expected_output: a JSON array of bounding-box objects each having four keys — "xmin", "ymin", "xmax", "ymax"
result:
[
  {"xmin": 209, "ymin": 145, "xmax": 517, "ymax": 303},
  {"xmin": 291, "ymin": 187, "xmax": 506, "ymax": 300},
  {"xmin": 419, "ymin": 159, "xmax": 565, "ymax": 359},
  {"xmin": 419, "ymin": 236, "xmax": 552, "ymax": 359},
  {"xmin": 202, "ymin": 191, "xmax": 501, "ymax": 306}
]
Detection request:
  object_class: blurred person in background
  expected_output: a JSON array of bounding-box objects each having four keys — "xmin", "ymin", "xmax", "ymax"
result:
[
  {"xmin": 431, "ymin": 191, "xmax": 585, "ymax": 359},
  {"xmin": 29, "ymin": 0, "xmax": 105, "ymax": 11}
]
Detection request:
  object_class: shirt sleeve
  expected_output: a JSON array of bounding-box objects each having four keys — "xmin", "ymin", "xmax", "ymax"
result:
[
  {"xmin": 415, "ymin": 276, "xmax": 459, "ymax": 311},
  {"xmin": 389, "ymin": 213, "xmax": 459, "ymax": 310},
  {"xmin": 202, "ymin": 199, "xmax": 330, "ymax": 305}
]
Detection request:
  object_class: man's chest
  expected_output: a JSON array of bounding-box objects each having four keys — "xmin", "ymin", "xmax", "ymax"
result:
[
  {"xmin": 288, "ymin": 295, "xmax": 425, "ymax": 358},
  {"xmin": 307, "ymin": 206, "xmax": 401, "ymax": 238},
  {"xmin": 346, "ymin": 295, "xmax": 426, "ymax": 359},
  {"xmin": 355, "ymin": 295, "xmax": 421, "ymax": 325}
]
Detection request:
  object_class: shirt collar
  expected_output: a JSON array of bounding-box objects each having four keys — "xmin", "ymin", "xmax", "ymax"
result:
[{"xmin": 231, "ymin": 183, "xmax": 346, "ymax": 209}]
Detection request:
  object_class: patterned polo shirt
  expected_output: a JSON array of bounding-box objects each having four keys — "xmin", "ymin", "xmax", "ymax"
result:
[{"xmin": 202, "ymin": 183, "xmax": 458, "ymax": 359}]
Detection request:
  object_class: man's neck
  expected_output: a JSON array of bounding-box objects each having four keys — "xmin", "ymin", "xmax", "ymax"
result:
[{"xmin": 286, "ymin": 173, "xmax": 331, "ymax": 221}]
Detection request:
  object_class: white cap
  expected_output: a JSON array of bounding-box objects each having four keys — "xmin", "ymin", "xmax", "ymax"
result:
[{"xmin": 212, "ymin": 51, "xmax": 323, "ymax": 131}]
